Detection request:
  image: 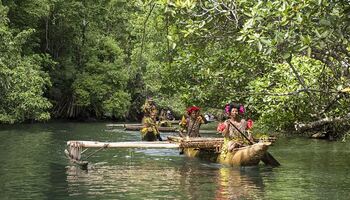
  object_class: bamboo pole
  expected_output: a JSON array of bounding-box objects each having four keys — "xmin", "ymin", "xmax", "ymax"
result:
[{"xmin": 67, "ymin": 141, "xmax": 180, "ymax": 148}]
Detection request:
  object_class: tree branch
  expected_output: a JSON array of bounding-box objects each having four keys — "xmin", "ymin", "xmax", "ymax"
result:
[
  {"xmin": 295, "ymin": 113, "xmax": 350, "ymax": 133},
  {"xmin": 286, "ymin": 57, "xmax": 311, "ymax": 96},
  {"xmin": 139, "ymin": 2, "xmax": 155, "ymax": 71}
]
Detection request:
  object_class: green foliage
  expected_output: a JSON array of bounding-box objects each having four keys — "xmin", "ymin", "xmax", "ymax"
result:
[
  {"xmin": 4, "ymin": 0, "xmax": 50, "ymax": 29},
  {"xmin": 26, "ymin": 0, "xmax": 138, "ymax": 119},
  {"xmin": 0, "ymin": 12, "xmax": 52, "ymax": 123},
  {"xmin": 248, "ymin": 56, "xmax": 339, "ymax": 131},
  {"xmin": 1, "ymin": 0, "xmax": 349, "ymax": 141},
  {"xmin": 72, "ymin": 35, "xmax": 130, "ymax": 118},
  {"xmin": 103, "ymin": 91, "xmax": 131, "ymax": 119}
]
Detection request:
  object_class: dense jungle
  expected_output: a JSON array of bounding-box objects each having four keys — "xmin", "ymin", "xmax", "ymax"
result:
[{"xmin": 0, "ymin": 0, "xmax": 349, "ymax": 140}]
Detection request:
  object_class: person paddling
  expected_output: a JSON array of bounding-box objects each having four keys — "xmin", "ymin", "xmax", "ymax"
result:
[
  {"xmin": 140, "ymin": 98, "xmax": 162, "ymax": 141},
  {"xmin": 217, "ymin": 102, "xmax": 280, "ymax": 166},
  {"xmin": 217, "ymin": 103, "xmax": 253, "ymax": 152},
  {"xmin": 179, "ymin": 106, "xmax": 207, "ymax": 137}
]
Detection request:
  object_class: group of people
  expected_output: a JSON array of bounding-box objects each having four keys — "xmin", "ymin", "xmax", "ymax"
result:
[
  {"xmin": 140, "ymin": 98, "xmax": 254, "ymax": 151},
  {"xmin": 158, "ymin": 109, "xmax": 174, "ymax": 127}
]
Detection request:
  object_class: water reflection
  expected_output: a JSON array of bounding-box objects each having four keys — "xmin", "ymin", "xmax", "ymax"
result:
[
  {"xmin": 65, "ymin": 149, "xmax": 268, "ymax": 200},
  {"xmin": 3, "ymin": 123, "xmax": 350, "ymax": 199},
  {"xmin": 66, "ymin": 164, "xmax": 193, "ymax": 199},
  {"xmin": 214, "ymin": 167, "xmax": 265, "ymax": 199}
]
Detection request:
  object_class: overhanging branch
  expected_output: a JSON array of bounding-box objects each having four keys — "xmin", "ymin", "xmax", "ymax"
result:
[{"xmin": 294, "ymin": 113, "xmax": 350, "ymax": 133}]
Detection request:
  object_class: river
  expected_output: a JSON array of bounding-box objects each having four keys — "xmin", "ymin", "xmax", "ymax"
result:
[{"xmin": 0, "ymin": 122, "xmax": 349, "ymax": 200}]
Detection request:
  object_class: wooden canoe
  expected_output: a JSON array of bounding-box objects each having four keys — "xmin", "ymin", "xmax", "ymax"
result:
[
  {"xmin": 124, "ymin": 125, "xmax": 178, "ymax": 132},
  {"xmin": 168, "ymin": 136, "xmax": 272, "ymax": 166},
  {"xmin": 106, "ymin": 120, "xmax": 180, "ymax": 128},
  {"xmin": 106, "ymin": 124, "xmax": 126, "ymax": 129},
  {"xmin": 66, "ymin": 136, "xmax": 277, "ymax": 169}
]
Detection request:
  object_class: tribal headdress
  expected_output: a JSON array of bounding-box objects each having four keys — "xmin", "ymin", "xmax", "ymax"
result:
[
  {"xmin": 224, "ymin": 102, "xmax": 245, "ymax": 115},
  {"xmin": 186, "ymin": 106, "xmax": 200, "ymax": 115}
]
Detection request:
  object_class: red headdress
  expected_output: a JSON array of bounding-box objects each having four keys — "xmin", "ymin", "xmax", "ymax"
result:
[{"xmin": 186, "ymin": 106, "xmax": 200, "ymax": 115}]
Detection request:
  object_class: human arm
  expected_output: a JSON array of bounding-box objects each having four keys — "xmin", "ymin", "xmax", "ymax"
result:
[
  {"xmin": 246, "ymin": 119, "xmax": 254, "ymax": 141},
  {"xmin": 198, "ymin": 115, "xmax": 208, "ymax": 124},
  {"xmin": 178, "ymin": 115, "xmax": 188, "ymax": 137},
  {"xmin": 221, "ymin": 120, "xmax": 230, "ymax": 137}
]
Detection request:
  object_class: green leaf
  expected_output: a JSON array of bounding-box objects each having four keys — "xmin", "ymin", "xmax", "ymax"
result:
[
  {"xmin": 337, "ymin": 85, "xmax": 343, "ymax": 90},
  {"xmin": 314, "ymin": 29, "xmax": 321, "ymax": 38},
  {"xmin": 236, "ymin": 35, "xmax": 245, "ymax": 41},
  {"xmin": 320, "ymin": 30, "xmax": 329, "ymax": 38},
  {"xmin": 319, "ymin": 19, "xmax": 331, "ymax": 26},
  {"xmin": 282, "ymin": 53, "xmax": 291, "ymax": 60},
  {"xmin": 257, "ymin": 41, "xmax": 262, "ymax": 51},
  {"xmin": 261, "ymin": 38, "xmax": 271, "ymax": 45},
  {"xmin": 307, "ymin": 47, "xmax": 311, "ymax": 57}
]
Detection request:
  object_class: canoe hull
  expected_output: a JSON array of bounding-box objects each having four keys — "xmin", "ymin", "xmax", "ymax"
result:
[
  {"xmin": 183, "ymin": 148, "xmax": 220, "ymax": 163},
  {"xmin": 218, "ymin": 143, "xmax": 269, "ymax": 166},
  {"xmin": 183, "ymin": 143, "xmax": 270, "ymax": 166}
]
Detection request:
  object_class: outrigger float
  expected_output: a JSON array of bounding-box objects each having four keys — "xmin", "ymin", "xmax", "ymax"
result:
[{"xmin": 65, "ymin": 136, "xmax": 279, "ymax": 169}]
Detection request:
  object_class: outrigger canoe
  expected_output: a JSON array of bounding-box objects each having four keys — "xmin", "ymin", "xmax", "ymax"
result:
[{"xmin": 65, "ymin": 136, "xmax": 279, "ymax": 169}]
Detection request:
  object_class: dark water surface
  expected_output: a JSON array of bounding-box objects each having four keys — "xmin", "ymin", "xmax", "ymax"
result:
[{"xmin": 0, "ymin": 122, "xmax": 349, "ymax": 200}]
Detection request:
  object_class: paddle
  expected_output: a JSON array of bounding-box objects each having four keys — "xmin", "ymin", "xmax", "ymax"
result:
[
  {"xmin": 153, "ymin": 124, "xmax": 163, "ymax": 141},
  {"xmin": 227, "ymin": 120, "xmax": 280, "ymax": 167}
]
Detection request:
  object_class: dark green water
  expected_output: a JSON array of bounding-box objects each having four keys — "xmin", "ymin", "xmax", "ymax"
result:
[{"xmin": 1, "ymin": 122, "xmax": 349, "ymax": 200}]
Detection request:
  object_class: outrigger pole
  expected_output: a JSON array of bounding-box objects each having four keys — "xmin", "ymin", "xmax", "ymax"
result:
[{"xmin": 65, "ymin": 141, "xmax": 180, "ymax": 169}]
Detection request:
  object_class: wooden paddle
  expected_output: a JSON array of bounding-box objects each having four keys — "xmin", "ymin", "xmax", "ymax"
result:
[
  {"xmin": 153, "ymin": 124, "xmax": 163, "ymax": 141},
  {"xmin": 228, "ymin": 120, "xmax": 280, "ymax": 167}
]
